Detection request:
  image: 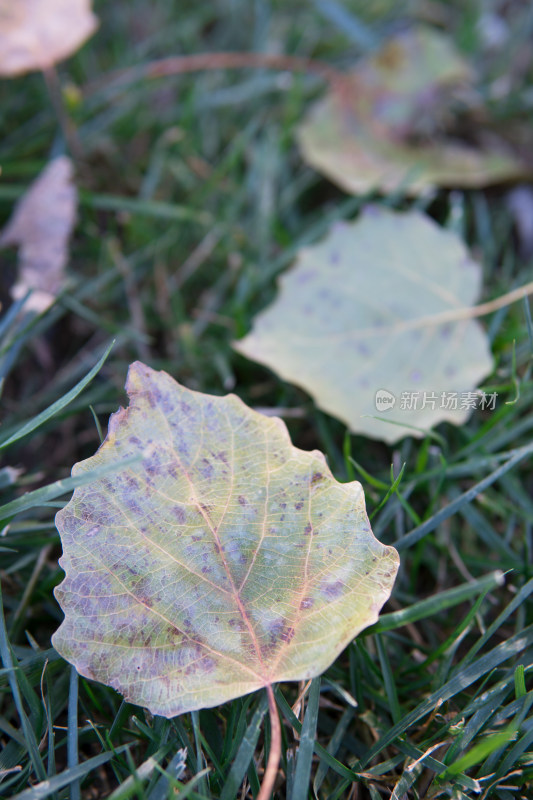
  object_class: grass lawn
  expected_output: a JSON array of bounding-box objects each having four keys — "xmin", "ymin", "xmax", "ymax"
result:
[{"xmin": 0, "ymin": 1, "xmax": 532, "ymax": 798}]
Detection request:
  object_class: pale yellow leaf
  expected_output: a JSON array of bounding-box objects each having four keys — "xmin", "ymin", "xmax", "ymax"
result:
[{"xmin": 234, "ymin": 207, "xmax": 494, "ymax": 444}]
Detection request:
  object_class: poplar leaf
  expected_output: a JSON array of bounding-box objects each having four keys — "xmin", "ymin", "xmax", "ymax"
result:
[
  {"xmin": 53, "ymin": 362, "xmax": 398, "ymax": 717},
  {"xmin": 0, "ymin": 0, "xmax": 98, "ymax": 77},
  {"xmin": 297, "ymin": 27, "xmax": 527, "ymax": 195},
  {"xmin": 0, "ymin": 156, "xmax": 76, "ymax": 313},
  {"xmin": 234, "ymin": 207, "xmax": 494, "ymax": 444}
]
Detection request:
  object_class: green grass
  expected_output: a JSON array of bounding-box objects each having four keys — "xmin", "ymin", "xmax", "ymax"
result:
[{"xmin": 1, "ymin": 0, "xmax": 533, "ymax": 798}]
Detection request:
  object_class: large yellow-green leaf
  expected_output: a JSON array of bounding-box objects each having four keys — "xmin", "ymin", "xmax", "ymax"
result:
[
  {"xmin": 297, "ymin": 27, "xmax": 527, "ymax": 195},
  {"xmin": 53, "ymin": 362, "xmax": 398, "ymax": 717},
  {"xmin": 234, "ymin": 207, "xmax": 493, "ymax": 444}
]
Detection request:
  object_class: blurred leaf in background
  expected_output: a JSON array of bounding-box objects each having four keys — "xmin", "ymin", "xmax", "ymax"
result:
[
  {"xmin": 0, "ymin": 0, "xmax": 98, "ymax": 77},
  {"xmin": 297, "ymin": 26, "xmax": 529, "ymax": 195},
  {"xmin": 0, "ymin": 156, "xmax": 77, "ymax": 314}
]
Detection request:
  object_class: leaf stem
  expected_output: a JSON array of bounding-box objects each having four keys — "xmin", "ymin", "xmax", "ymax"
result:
[
  {"xmin": 84, "ymin": 52, "xmax": 347, "ymax": 97},
  {"xmin": 257, "ymin": 684, "xmax": 281, "ymax": 800},
  {"xmin": 281, "ymin": 279, "xmax": 533, "ymax": 345}
]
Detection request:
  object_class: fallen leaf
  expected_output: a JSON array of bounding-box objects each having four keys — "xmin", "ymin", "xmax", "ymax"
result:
[
  {"xmin": 0, "ymin": 0, "xmax": 98, "ymax": 77},
  {"xmin": 0, "ymin": 156, "xmax": 77, "ymax": 313},
  {"xmin": 297, "ymin": 26, "xmax": 527, "ymax": 195},
  {"xmin": 53, "ymin": 361, "xmax": 398, "ymax": 717},
  {"xmin": 234, "ymin": 207, "xmax": 494, "ymax": 444}
]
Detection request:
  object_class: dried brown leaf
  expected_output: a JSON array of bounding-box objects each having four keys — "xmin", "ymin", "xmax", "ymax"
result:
[
  {"xmin": 0, "ymin": 156, "xmax": 77, "ymax": 313},
  {"xmin": 0, "ymin": 0, "xmax": 98, "ymax": 77}
]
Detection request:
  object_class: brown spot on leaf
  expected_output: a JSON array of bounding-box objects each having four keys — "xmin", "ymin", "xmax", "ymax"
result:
[
  {"xmin": 322, "ymin": 580, "xmax": 344, "ymax": 599},
  {"xmin": 146, "ymin": 391, "xmax": 157, "ymax": 409},
  {"xmin": 245, "ymin": 643, "xmax": 256, "ymax": 658},
  {"xmin": 269, "ymin": 618, "xmax": 286, "ymax": 644},
  {"xmin": 238, "ymin": 495, "xmax": 247, "ymax": 505},
  {"xmin": 200, "ymin": 655, "xmax": 215, "ymax": 673},
  {"xmin": 173, "ymin": 506, "xmax": 186, "ymax": 524},
  {"xmin": 79, "ymin": 505, "xmax": 92, "ymax": 521},
  {"xmin": 300, "ymin": 597, "xmax": 314, "ymax": 610},
  {"xmin": 200, "ymin": 458, "xmax": 214, "ymax": 479},
  {"xmin": 166, "ymin": 625, "xmax": 182, "ymax": 640},
  {"xmin": 128, "ymin": 501, "xmax": 143, "ymax": 517},
  {"xmin": 281, "ymin": 626, "xmax": 295, "ymax": 643}
]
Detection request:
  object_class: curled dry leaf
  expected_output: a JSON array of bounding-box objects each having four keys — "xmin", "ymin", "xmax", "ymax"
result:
[
  {"xmin": 297, "ymin": 26, "xmax": 527, "ymax": 195},
  {"xmin": 0, "ymin": 0, "xmax": 98, "ymax": 77},
  {"xmin": 53, "ymin": 362, "xmax": 398, "ymax": 717},
  {"xmin": 0, "ymin": 156, "xmax": 77, "ymax": 313},
  {"xmin": 234, "ymin": 207, "xmax": 494, "ymax": 444}
]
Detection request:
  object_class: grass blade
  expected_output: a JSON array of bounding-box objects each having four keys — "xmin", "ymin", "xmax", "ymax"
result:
[
  {"xmin": 68, "ymin": 667, "xmax": 80, "ymax": 800},
  {"xmin": 275, "ymin": 689, "xmax": 358, "ymax": 783},
  {"xmin": 0, "ymin": 455, "xmax": 140, "ymax": 522},
  {"xmin": 376, "ymin": 636, "xmax": 401, "ymax": 724},
  {"xmin": 365, "ymin": 570, "xmax": 504, "ymax": 635},
  {"xmin": 358, "ymin": 625, "xmax": 533, "ymax": 768},
  {"xmin": 396, "ymin": 441, "xmax": 533, "ymax": 551},
  {"xmin": 313, "ymin": 707, "xmax": 355, "ymax": 794},
  {"xmin": 10, "ymin": 745, "xmax": 130, "ymax": 800},
  {"xmin": 147, "ymin": 748, "xmax": 187, "ymax": 800},
  {"xmin": 0, "ymin": 342, "xmax": 114, "ymax": 450},
  {"xmin": 290, "ymin": 678, "xmax": 321, "ymax": 800},
  {"xmin": 453, "ymin": 577, "xmax": 533, "ymax": 672},
  {"xmin": 220, "ymin": 693, "xmax": 267, "ymax": 800},
  {"xmin": 81, "ymin": 192, "xmax": 212, "ymax": 225},
  {"xmin": 0, "ymin": 584, "xmax": 46, "ymax": 783}
]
